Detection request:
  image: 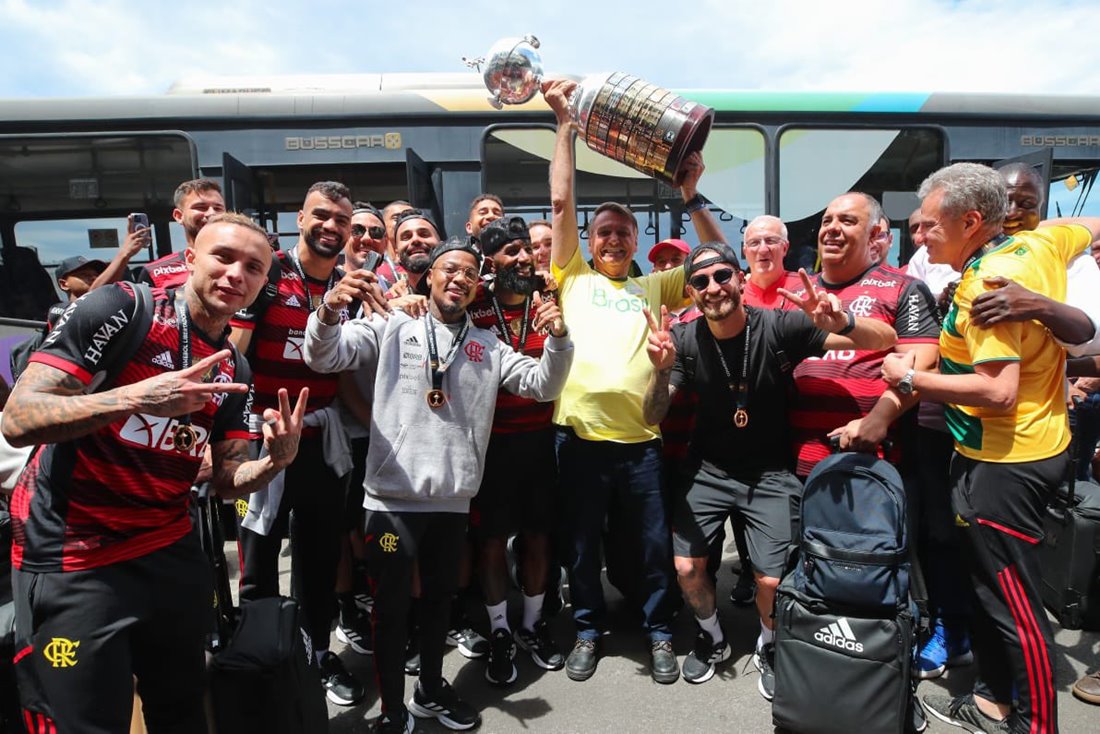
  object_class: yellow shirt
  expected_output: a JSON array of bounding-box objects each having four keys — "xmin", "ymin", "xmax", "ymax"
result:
[
  {"xmin": 940, "ymin": 225, "xmax": 1091, "ymax": 462},
  {"xmin": 552, "ymin": 248, "xmax": 686, "ymax": 443}
]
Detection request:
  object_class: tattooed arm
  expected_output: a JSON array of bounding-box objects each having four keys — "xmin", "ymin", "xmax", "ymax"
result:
[
  {"xmin": 209, "ymin": 387, "xmax": 308, "ymax": 499},
  {"xmin": 2, "ymin": 350, "xmax": 248, "ymax": 448}
]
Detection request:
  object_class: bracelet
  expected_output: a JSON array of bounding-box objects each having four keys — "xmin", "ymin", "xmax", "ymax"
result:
[
  {"xmin": 318, "ymin": 301, "xmax": 342, "ymax": 325},
  {"xmin": 836, "ymin": 309, "xmax": 856, "ymax": 336},
  {"xmin": 684, "ymin": 194, "xmax": 707, "ymax": 213}
]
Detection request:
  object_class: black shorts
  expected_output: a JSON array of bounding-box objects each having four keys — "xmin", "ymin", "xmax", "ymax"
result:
[
  {"xmin": 470, "ymin": 428, "xmax": 557, "ymax": 540},
  {"xmin": 13, "ymin": 534, "xmax": 211, "ymax": 733},
  {"xmin": 671, "ymin": 464, "xmax": 801, "ymax": 579}
]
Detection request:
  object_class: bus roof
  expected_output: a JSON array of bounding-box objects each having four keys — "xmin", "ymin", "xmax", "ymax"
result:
[{"xmin": 0, "ymin": 73, "xmax": 1098, "ymax": 123}]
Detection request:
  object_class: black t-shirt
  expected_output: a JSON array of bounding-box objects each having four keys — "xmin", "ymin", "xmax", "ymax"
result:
[{"xmin": 670, "ymin": 307, "xmax": 828, "ymax": 475}]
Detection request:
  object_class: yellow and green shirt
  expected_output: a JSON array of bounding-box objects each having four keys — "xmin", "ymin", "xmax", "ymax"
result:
[
  {"xmin": 552, "ymin": 248, "xmax": 686, "ymax": 443},
  {"xmin": 940, "ymin": 225, "xmax": 1091, "ymax": 462}
]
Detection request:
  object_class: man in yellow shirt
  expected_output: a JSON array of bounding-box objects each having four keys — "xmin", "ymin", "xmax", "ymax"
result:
[
  {"xmin": 541, "ymin": 78, "xmax": 725, "ymax": 684},
  {"xmin": 882, "ymin": 162, "xmax": 1100, "ymax": 734}
]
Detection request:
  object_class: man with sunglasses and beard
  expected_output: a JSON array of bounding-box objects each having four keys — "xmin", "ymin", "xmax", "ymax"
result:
[
  {"xmin": 346, "ymin": 202, "xmax": 388, "ymax": 275},
  {"xmin": 304, "ymin": 237, "xmax": 572, "ymax": 732},
  {"xmin": 642, "ymin": 243, "xmax": 896, "ymax": 696},
  {"xmin": 466, "ymin": 216, "xmax": 566, "ymax": 685}
]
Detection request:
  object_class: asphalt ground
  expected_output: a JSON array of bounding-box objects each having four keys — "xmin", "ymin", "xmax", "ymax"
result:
[{"xmin": 230, "ymin": 536, "xmax": 1100, "ymax": 733}]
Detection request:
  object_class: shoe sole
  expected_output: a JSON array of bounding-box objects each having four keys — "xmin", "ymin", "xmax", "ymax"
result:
[
  {"xmin": 920, "ymin": 700, "xmax": 988, "ymax": 734},
  {"xmin": 325, "ymin": 688, "xmax": 362, "ymax": 707},
  {"xmin": 915, "ymin": 650, "xmax": 972, "ymax": 679},
  {"xmin": 729, "ymin": 592, "xmax": 756, "ymax": 607},
  {"xmin": 514, "ymin": 634, "xmax": 565, "ymax": 671},
  {"xmin": 484, "ymin": 663, "xmax": 518, "ymax": 686},
  {"xmin": 566, "ymin": 663, "xmax": 596, "ymax": 681},
  {"xmin": 1072, "ymin": 686, "xmax": 1100, "ymax": 705},
  {"xmin": 336, "ymin": 626, "xmax": 374, "ymax": 656},
  {"xmin": 752, "ymin": 652, "xmax": 774, "ymax": 701},
  {"xmin": 446, "ymin": 638, "xmax": 487, "ymax": 659},
  {"xmin": 408, "ymin": 701, "xmax": 480, "ymax": 731},
  {"xmin": 683, "ymin": 646, "xmax": 732, "ymax": 685}
]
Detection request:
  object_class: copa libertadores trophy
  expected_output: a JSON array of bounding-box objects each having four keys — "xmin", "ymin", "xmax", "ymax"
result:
[{"xmin": 463, "ymin": 35, "xmax": 714, "ymax": 185}]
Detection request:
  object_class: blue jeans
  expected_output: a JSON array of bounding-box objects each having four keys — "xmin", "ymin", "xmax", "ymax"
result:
[{"xmin": 555, "ymin": 428, "xmax": 674, "ymax": 641}]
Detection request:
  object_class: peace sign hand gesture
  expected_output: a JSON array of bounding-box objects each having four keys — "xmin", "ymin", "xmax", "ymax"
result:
[
  {"xmin": 778, "ymin": 268, "xmax": 849, "ymax": 332},
  {"xmin": 262, "ymin": 387, "xmax": 309, "ymax": 470},
  {"xmin": 126, "ymin": 349, "xmax": 248, "ymax": 418},
  {"xmin": 644, "ymin": 305, "xmax": 676, "ymax": 371}
]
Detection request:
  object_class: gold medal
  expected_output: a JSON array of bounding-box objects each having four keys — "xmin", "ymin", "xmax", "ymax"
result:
[
  {"xmin": 173, "ymin": 424, "xmax": 198, "ymax": 452},
  {"xmin": 733, "ymin": 408, "xmax": 749, "ymax": 429},
  {"xmin": 426, "ymin": 389, "xmax": 447, "ymax": 409}
]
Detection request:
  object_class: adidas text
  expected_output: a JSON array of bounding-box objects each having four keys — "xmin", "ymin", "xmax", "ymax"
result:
[{"xmin": 814, "ymin": 619, "xmax": 864, "ymax": 653}]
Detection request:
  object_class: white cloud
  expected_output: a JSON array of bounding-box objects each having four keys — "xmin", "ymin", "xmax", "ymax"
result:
[{"xmin": 1, "ymin": 0, "xmax": 1099, "ymax": 96}]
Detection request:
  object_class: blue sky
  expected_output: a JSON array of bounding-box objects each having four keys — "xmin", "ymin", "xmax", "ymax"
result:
[{"xmin": 2, "ymin": 0, "xmax": 1099, "ymax": 98}]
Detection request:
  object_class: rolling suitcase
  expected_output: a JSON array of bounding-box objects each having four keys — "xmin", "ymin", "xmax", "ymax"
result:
[
  {"xmin": 196, "ymin": 488, "xmax": 329, "ymax": 734},
  {"xmin": 772, "ymin": 451, "xmax": 918, "ymax": 734},
  {"xmin": 1039, "ymin": 472, "xmax": 1100, "ymax": 630}
]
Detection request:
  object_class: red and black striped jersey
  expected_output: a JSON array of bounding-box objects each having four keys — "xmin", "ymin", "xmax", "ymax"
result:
[
  {"xmin": 134, "ymin": 251, "xmax": 189, "ymax": 289},
  {"xmin": 468, "ymin": 285, "xmax": 553, "ymax": 433},
  {"xmin": 11, "ymin": 282, "xmax": 252, "ymax": 572},
  {"xmin": 784, "ymin": 263, "xmax": 939, "ymax": 476},
  {"xmin": 230, "ymin": 250, "xmax": 343, "ymax": 430}
]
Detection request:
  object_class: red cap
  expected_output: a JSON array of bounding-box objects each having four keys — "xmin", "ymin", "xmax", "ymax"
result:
[{"xmin": 647, "ymin": 238, "xmax": 691, "ymax": 264}]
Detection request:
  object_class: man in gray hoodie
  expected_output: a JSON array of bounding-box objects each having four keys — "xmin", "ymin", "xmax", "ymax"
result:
[{"xmin": 304, "ymin": 237, "xmax": 573, "ymax": 733}]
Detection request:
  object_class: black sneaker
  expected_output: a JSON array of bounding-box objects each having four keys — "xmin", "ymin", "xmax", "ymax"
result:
[
  {"xmin": 922, "ymin": 693, "xmax": 1012, "ymax": 734},
  {"xmin": 753, "ymin": 643, "xmax": 775, "ymax": 701},
  {"xmin": 515, "ymin": 619, "xmax": 564, "ymax": 670},
  {"xmin": 408, "ymin": 678, "xmax": 481, "ymax": 731},
  {"xmin": 650, "ymin": 639, "xmax": 679, "ymax": 684},
  {"xmin": 565, "ymin": 638, "xmax": 598, "ymax": 681},
  {"xmin": 682, "ymin": 628, "xmax": 731, "ymax": 684},
  {"xmin": 446, "ymin": 626, "xmax": 490, "ymax": 659},
  {"xmin": 318, "ymin": 651, "xmax": 365, "ymax": 706},
  {"xmin": 336, "ymin": 611, "xmax": 374, "ymax": 655},
  {"xmin": 371, "ymin": 709, "xmax": 414, "ymax": 734},
  {"xmin": 485, "ymin": 628, "xmax": 518, "ymax": 686},
  {"xmin": 729, "ymin": 572, "xmax": 757, "ymax": 607},
  {"xmin": 354, "ymin": 591, "xmax": 375, "ymax": 615},
  {"xmin": 404, "ymin": 636, "xmax": 421, "ymax": 676}
]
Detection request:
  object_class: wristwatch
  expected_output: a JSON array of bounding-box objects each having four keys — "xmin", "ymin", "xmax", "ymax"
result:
[{"xmin": 896, "ymin": 368, "xmax": 916, "ymax": 396}]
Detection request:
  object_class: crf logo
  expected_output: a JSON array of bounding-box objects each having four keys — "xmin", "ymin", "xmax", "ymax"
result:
[
  {"xmin": 283, "ymin": 337, "xmax": 305, "ymax": 361},
  {"xmin": 211, "ymin": 373, "xmax": 233, "ymax": 406},
  {"xmin": 43, "ymin": 638, "xmax": 79, "ymax": 668},
  {"xmin": 848, "ymin": 295, "xmax": 876, "ymax": 317},
  {"xmin": 119, "ymin": 414, "xmax": 210, "ymax": 456},
  {"xmin": 464, "ymin": 341, "xmax": 485, "ymax": 363}
]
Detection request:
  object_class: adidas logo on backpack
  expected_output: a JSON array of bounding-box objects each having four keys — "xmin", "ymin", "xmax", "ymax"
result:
[
  {"xmin": 151, "ymin": 350, "xmax": 175, "ymax": 370},
  {"xmin": 814, "ymin": 618, "xmax": 864, "ymax": 653}
]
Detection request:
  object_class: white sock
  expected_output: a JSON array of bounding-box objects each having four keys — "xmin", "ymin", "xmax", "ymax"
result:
[
  {"xmin": 757, "ymin": 621, "xmax": 775, "ymax": 650},
  {"xmin": 521, "ymin": 593, "xmax": 545, "ymax": 632},
  {"xmin": 486, "ymin": 601, "xmax": 509, "ymax": 633},
  {"xmin": 314, "ymin": 648, "xmax": 329, "ymax": 665},
  {"xmin": 697, "ymin": 611, "xmax": 723, "ymax": 644}
]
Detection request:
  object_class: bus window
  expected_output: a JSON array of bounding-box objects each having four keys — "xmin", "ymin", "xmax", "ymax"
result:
[
  {"xmin": 779, "ymin": 127, "xmax": 944, "ymax": 271},
  {"xmin": 483, "ymin": 126, "xmax": 766, "ymax": 270},
  {"xmin": 1050, "ymin": 167, "xmax": 1100, "ymax": 219}
]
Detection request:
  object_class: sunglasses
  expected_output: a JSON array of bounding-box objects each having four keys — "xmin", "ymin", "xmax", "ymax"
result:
[
  {"xmin": 351, "ymin": 224, "xmax": 386, "ymax": 240},
  {"xmin": 688, "ymin": 268, "xmax": 737, "ymax": 290}
]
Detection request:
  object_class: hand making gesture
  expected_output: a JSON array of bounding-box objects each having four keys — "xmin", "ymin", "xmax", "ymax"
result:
[
  {"xmin": 643, "ymin": 305, "xmax": 676, "ymax": 371},
  {"xmin": 778, "ymin": 268, "xmax": 850, "ymax": 333},
  {"xmin": 262, "ymin": 387, "xmax": 308, "ymax": 470},
  {"xmin": 126, "ymin": 349, "xmax": 248, "ymax": 418}
]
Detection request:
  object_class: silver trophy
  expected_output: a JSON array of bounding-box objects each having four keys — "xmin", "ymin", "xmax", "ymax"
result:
[{"xmin": 464, "ymin": 36, "xmax": 714, "ymax": 185}]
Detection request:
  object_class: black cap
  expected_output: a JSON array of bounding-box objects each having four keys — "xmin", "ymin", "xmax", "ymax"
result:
[
  {"xmin": 478, "ymin": 215, "xmax": 529, "ymax": 256},
  {"xmin": 56, "ymin": 255, "xmax": 107, "ymax": 279},
  {"xmin": 414, "ymin": 236, "xmax": 483, "ymax": 296},
  {"xmin": 393, "ymin": 208, "xmax": 440, "ymax": 238},
  {"xmin": 684, "ymin": 242, "xmax": 742, "ymax": 279}
]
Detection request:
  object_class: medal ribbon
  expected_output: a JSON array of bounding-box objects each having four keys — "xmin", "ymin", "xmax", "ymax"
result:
[
  {"xmin": 489, "ymin": 294, "xmax": 531, "ymax": 352},
  {"xmin": 711, "ymin": 317, "xmax": 751, "ymax": 426},
  {"xmin": 288, "ymin": 249, "xmax": 337, "ymax": 311},
  {"xmin": 424, "ymin": 312, "xmax": 471, "ymax": 395},
  {"xmin": 173, "ymin": 290, "xmax": 214, "ymax": 447}
]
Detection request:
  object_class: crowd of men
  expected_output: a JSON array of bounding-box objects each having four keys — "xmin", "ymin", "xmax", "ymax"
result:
[{"xmin": 2, "ymin": 79, "xmax": 1100, "ymax": 734}]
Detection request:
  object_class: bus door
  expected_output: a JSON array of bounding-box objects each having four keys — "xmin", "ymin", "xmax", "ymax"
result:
[
  {"xmin": 222, "ymin": 153, "xmax": 275, "ymax": 236},
  {"xmin": 406, "ymin": 149, "xmax": 447, "ymax": 238}
]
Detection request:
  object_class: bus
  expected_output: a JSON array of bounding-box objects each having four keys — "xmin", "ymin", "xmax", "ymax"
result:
[{"xmin": 2, "ymin": 72, "xmax": 1099, "ymax": 373}]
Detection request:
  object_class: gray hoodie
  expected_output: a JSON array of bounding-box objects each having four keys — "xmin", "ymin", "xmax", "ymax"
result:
[{"xmin": 304, "ymin": 309, "xmax": 573, "ymax": 514}]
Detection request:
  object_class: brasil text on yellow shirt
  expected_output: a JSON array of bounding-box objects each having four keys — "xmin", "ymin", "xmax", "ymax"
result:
[
  {"xmin": 552, "ymin": 248, "xmax": 687, "ymax": 443},
  {"xmin": 940, "ymin": 224, "xmax": 1091, "ymax": 462}
]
